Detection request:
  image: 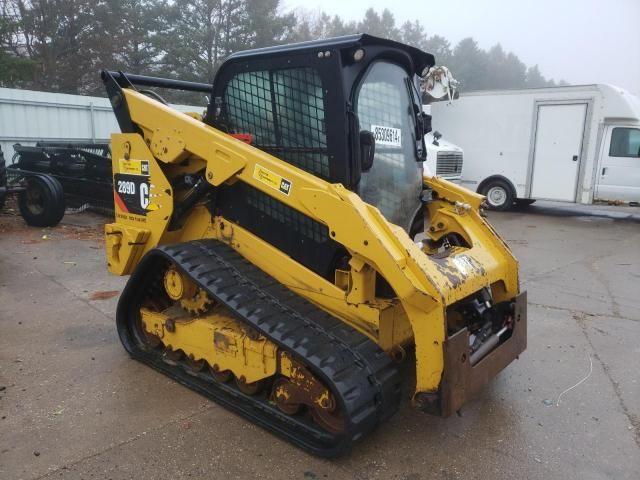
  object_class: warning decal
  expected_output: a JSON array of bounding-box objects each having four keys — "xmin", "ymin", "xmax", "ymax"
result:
[
  {"xmin": 119, "ymin": 159, "xmax": 150, "ymax": 176},
  {"xmin": 252, "ymin": 164, "xmax": 292, "ymax": 196}
]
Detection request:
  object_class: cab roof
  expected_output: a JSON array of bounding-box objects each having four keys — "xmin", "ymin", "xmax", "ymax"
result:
[{"xmin": 224, "ymin": 34, "xmax": 435, "ymax": 76}]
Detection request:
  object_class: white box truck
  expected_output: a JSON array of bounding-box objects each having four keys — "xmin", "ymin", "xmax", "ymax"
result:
[
  {"xmin": 423, "ymin": 131, "xmax": 464, "ymax": 182},
  {"xmin": 431, "ymin": 84, "xmax": 640, "ymax": 209}
]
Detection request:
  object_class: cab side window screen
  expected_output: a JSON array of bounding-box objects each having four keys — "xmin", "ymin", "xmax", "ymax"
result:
[
  {"xmin": 224, "ymin": 67, "xmax": 330, "ymax": 179},
  {"xmin": 610, "ymin": 127, "xmax": 640, "ymax": 158}
]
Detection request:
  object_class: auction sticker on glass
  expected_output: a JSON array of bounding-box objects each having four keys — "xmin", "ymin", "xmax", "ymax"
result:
[{"xmin": 372, "ymin": 124, "xmax": 402, "ymax": 147}]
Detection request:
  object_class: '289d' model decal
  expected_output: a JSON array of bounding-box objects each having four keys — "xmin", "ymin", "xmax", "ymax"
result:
[
  {"xmin": 113, "ymin": 173, "xmax": 150, "ymax": 215},
  {"xmin": 113, "ymin": 158, "xmax": 151, "ymax": 215}
]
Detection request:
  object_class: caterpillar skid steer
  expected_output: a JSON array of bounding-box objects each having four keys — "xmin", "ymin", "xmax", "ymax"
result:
[{"xmin": 102, "ymin": 34, "xmax": 526, "ymax": 456}]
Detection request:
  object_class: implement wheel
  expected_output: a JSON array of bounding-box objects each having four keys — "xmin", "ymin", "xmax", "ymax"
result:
[{"xmin": 18, "ymin": 174, "xmax": 65, "ymax": 227}]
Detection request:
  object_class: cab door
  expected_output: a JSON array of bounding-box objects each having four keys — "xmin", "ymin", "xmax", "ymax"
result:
[
  {"xmin": 355, "ymin": 62, "xmax": 423, "ymax": 232},
  {"xmin": 596, "ymin": 126, "xmax": 640, "ymax": 202}
]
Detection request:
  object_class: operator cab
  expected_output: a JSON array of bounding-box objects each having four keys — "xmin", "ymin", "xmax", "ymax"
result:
[{"xmin": 206, "ymin": 34, "xmax": 434, "ymax": 234}]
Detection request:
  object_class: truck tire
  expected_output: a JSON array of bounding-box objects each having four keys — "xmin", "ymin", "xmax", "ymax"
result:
[
  {"xmin": 481, "ymin": 179, "xmax": 514, "ymax": 211},
  {"xmin": 18, "ymin": 174, "xmax": 66, "ymax": 227},
  {"xmin": 0, "ymin": 147, "xmax": 6, "ymax": 211}
]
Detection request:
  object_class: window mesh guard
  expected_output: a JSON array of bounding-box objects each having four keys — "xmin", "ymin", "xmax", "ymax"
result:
[{"xmin": 224, "ymin": 68, "xmax": 330, "ymax": 179}]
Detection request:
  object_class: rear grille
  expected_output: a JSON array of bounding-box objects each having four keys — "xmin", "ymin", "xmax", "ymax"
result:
[{"xmin": 436, "ymin": 152, "xmax": 463, "ymax": 177}]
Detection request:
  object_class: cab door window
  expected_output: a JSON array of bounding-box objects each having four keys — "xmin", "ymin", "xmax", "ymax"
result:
[
  {"xmin": 609, "ymin": 127, "xmax": 640, "ymax": 157},
  {"xmin": 356, "ymin": 62, "xmax": 422, "ymax": 231}
]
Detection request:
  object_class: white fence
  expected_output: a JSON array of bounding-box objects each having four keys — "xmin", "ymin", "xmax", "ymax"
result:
[{"xmin": 0, "ymin": 87, "xmax": 204, "ymax": 162}]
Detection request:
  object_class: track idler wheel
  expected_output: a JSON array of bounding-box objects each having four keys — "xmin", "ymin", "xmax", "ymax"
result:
[
  {"xmin": 208, "ymin": 363, "xmax": 233, "ymax": 383},
  {"xmin": 186, "ymin": 354, "xmax": 205, "ymax": 373},
  {"xmin": 139, "ymin": 323, "xmax": 162, "ymax": 349},
  {"xmin": 235, "ymin": 376, "xmax": 265, "ymax": 395},
  {"xmin": 163, "ymin": 347, "xmax": 184, "ymax": 364},
  {"xmin": 271, "ymin": 377, "xmax": 302, "ymax": 415},
  {"xmin": 311, "ymin": 403, "xmax": 345, "ymax": 434},
  {"xmin": 270, "ymin": 363, "xmax": 346, "ymax": 433}
]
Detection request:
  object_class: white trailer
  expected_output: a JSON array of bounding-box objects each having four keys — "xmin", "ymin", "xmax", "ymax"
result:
[{"xmin": 431, "ymin": 84, "xmax": 640, "ymax": 209}]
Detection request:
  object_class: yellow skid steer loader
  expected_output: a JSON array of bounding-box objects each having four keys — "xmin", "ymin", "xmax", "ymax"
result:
[{"xmin": 102, "ymin": 34, "xmax": 526, "ymax": 456}]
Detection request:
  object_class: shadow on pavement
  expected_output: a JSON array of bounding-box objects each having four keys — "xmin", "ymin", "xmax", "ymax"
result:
[{"xmin": 511, "ymin": 201, "xmax": 640, "ymax": 223}]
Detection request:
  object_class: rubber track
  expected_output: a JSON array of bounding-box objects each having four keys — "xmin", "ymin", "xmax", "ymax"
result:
[{"xmin": 116, "ymin": 240, "xmax": 401, "ymax": 456}]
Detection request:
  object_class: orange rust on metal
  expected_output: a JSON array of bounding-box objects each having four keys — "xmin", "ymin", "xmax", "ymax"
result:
[
  {"xmin": 235, "ymin": 376, "xmax": 265, "ymax": 395},
  {"xmin": 140, "ymin": 326, "xmax": 162, "ymax": 348},
  {"xmin": 439, "ymin": 290, "xmax": 527, "ymax": 416},
  {"xmin": 311, "ymin": 404, "xmax": 345, "ymax": 433},
  {"xmin": 208, "ymin": 363, "xmax": 232, "ymax": 383},
  {"xmin": 271, "ymin": 360, "xmax": 345, "ymax": 433},
  {"xmin": 186, "ymin": 355, "xmax": 205, "ymax": 372},
  {"xmin": 163, "ymin": 347, "xmax": 184, "ymax": 363},
  {"xmin": 272, "ymin": 378, "xmax": 303, "ymax": 415}
]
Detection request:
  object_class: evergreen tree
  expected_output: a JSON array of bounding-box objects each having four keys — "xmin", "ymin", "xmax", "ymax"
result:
[
  {"xmin": 0, "ymin": 2, "xmax": 563, "ymax": 94},
  {"xmin": 525, "ymin": 64, "xmax": 547, "ymax": 88},
  {"xmin": 159, "ymin": 0, "xmax": 293, "ymax": 84},
  {"xmin": 3, "ymin": 0, "xmax": 99, "ymax": 93},
  {"xmin": 95, "ymin": 0, "xmax": 170, "ymax": 75},
  {"xmin": 501, "ymin": 52, "xmax": 527, "ymax": 89},
  {"xmin": 0, "ymin": 8, "xmax": 36, "ymax": 86},
  {"xmin": 449, "ymin": 37, "xmax": 488, "ymax": 90},
  {"xmin": 400, "ymin": 20, "xmax": 428, "ymax": 50},
  {"xmin": 244, "ymin": 0, "xmax": 295, "ymax": 48},
  {"xmin": 289, "ymin": 11, "xmax": 356, "ymax": 42},
  {"xmin": 424, "ymin": 35, "xmax": 452, "ymax": 66},
  {"xmin": 357, "ymin": 8, "xmax": 399, "ymax": 39}
]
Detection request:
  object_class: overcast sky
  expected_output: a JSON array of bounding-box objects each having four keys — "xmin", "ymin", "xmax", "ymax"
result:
[{"xmin": 283, "ymin": 0, "xmax": 640, "ymax": 95}]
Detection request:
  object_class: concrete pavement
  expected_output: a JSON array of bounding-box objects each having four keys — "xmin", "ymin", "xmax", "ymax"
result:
[{"xmin": 0, "ymin": 206, "xmax": 638, "ymax": 479}]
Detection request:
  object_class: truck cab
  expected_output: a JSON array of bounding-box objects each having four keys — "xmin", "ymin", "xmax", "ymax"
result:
[
  {"xmin": 596, "ymin": 124, "xmax": 640, "ymax": 202},
  {"xmin": 421, "ymin": 105, "xmax": 464, "ymax": 183},
  {"xmin": 424, "ymin": 131, "xmax": 464, "ymax": 183}
]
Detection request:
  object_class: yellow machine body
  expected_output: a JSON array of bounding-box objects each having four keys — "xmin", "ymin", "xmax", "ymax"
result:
[{"xmin": 105, "ymin": 88, "xmax": 526, "ymax": 415}]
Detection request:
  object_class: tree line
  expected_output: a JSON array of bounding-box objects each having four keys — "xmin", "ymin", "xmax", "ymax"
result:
[{"xmin": 0, "ymin": 0, "xmax": 563, "ymax": 97}]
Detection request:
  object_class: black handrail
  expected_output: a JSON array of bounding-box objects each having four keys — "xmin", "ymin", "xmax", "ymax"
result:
[{"xmin": 101, "ymin": 70, "xmax": 211, "ymax": 93}]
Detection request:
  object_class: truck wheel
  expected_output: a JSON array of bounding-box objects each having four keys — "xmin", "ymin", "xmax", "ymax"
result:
[
  {"xmin": 481, "ymin": 179, "xmax": 514, "ymax": 211},
  {"xmin": 0, "ymin": 148, "xmax": 6, "ymax": 211},
  {"xmin": 18, "ymin": 174, "xmax": 66, "ymax": 227}
]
